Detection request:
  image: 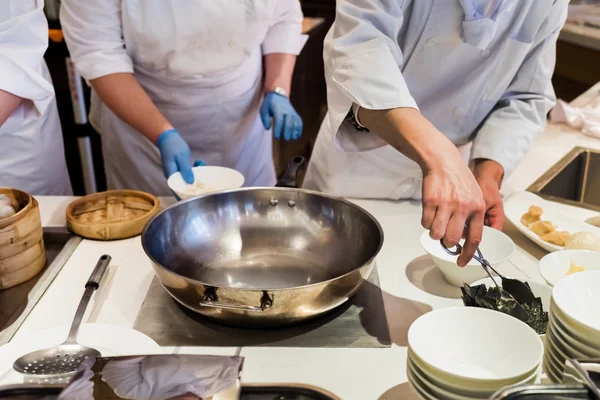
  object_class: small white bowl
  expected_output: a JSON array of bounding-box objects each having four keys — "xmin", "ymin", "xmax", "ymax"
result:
[
  {"xmin": 538, "ymin": 250, "xmax": 600, "ymax": 286},
  {"xmin": 167, "ymin": 166, "xmax": 244, "ymax": 200},
  {"xmin": 408, "ymin": 308, "xmax": 543, "ymax": 387},
  {"xmin": 420, "ymin": 226, "xmax": 515, "ymax": 287},
  {"xmin": 551, "ymin": 271, "xmax": 600, "ymax": 343}
]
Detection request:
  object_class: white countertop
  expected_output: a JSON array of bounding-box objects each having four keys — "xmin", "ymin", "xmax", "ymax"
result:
[{"xmin": 3, "ymin": 89, "xmax": 600, "ymax": 399}]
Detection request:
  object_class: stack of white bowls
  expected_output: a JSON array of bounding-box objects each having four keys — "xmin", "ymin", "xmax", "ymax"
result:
[
  {"xmin": 544, "ymin": 270, "xmax": 600, "ymax": 383},
  {"xmin": 407, "ymin": 308, "xmax": 544, "ymax": 400}
]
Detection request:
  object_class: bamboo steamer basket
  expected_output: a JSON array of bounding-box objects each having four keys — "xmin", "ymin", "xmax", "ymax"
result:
[
  {"xmin": 66, "ymin": 190, "xmax": 160, "ymax": 240},
  {"xmin": 0, "ymin": 188, "xmax": 45, "ymax": 290}
]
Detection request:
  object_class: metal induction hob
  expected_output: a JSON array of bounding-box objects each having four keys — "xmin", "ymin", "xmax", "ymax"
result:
[{"xmin": 134, "ymin": 265, "xmax": 390, "ymax": 348}]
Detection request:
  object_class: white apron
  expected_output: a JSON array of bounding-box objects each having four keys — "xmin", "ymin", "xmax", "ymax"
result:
[
  {"xmin": 89, "ymin": 2, "xmax": 276, "ymax": 196},
  {"xmin": 0, "ymin": 63, "xmax": 72, "ymax": 196}
]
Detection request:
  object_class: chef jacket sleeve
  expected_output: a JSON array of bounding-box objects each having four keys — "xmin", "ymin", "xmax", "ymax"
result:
[
  {"xmin": 325, "ymin": 0, "xmax": 419, "ymax": 153},
  {"xmin": 262, "ymin": 0, "xmax": 308, "ymax": 55},
  {"xmin": 0, "ymin": 1, "xmax": 54, "ymax": 120},
  {"xmin": 60, "ymin": 0, "xmax": 134, "ymax": 80},
  {"xmin": 470, "ymin": 2, "xmax": 568, "ymax": 178}
]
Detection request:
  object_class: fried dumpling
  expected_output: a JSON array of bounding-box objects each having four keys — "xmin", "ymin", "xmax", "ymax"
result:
[
  {"xmin": 521, "ymin": 205, "xmax": 543, "ymax": 227},
  {"xmin": 541, "ymin": 230, "xmax": 570, "ymax": 246},
  {"xmin": 529, "ymin": 220, "xmax": 556, "ymax": 236}
]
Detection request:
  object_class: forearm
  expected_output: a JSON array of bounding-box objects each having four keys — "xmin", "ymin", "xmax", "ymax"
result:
[
  {"xmin": 473, "ymin": 159, "xmax": 504, "ymax": 187},
  {"xmin": 0, "ymin": 90, "xmax": 23, "ymax": 126},
  {"xmin": 263, "ymin": 53, "xmax": 296, "ymax": 94},
  {"xmin": 90, "ymin": 73, "xmax": 172, "ymax": 144},
  {"xmin": 358, "ymin": 107, "xmax": 461, "ymax": 171}
]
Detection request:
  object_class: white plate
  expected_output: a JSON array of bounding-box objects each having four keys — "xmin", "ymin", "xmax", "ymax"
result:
[
  {"xmin": 538, "ymin": 250, "xmax": 600, "ymax": 286},
  {"xmin": 0, "ymin": 324, "xmax": 160, "ymax": 384},
  {"xmin": 168, "ymin": 166, "xmax": 245, "ymax": 200},
  {"xmin": 504, "ymin": 191, "xmax": 600, "ymax": 252}
]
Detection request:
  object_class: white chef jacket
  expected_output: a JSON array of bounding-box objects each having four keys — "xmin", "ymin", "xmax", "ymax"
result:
[
  {"xmin": 60, "ymin": 0, "xmax": 306, "ymax": 195},
  {"xmin": 0, "ymin": 0, "xmax": 72, "ymax": 195},
  {"xmin": 303, "ymin": 0, "xmax": 568, "ymax": 200}
]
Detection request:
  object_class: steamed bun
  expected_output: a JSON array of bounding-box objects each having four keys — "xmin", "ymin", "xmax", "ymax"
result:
[
  {"xmin": 565, "ymin": 231, "xmax": 600, "ymax": 251},
  {"xmin": 0, "ymin": 204, "xmax": 15, "ymax": 219},
  {"xmin": 0, "ymin": 194, "xmax": 10, "ymax": 207}
]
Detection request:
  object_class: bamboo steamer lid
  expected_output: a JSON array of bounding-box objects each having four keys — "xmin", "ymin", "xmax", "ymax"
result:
[
  {"xmin": 0, "ymin": 188, "xmax": 45, "ymax": 290},
  {"xmin": 66, "ymin": 190, "xmax": 160, "ymax": 240}
]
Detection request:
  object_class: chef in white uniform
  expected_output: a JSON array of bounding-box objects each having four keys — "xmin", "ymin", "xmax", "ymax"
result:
[
  {"xmin": 60, "ymin": 1, "xmax": 307, "ymax": 195},
  {"xmin": 304, "ymin": 0, "xmax": 567, "ymax": 265},
  {"xmin": 0, "ymin": 0, "xmax": 72, "ymax": 195}
]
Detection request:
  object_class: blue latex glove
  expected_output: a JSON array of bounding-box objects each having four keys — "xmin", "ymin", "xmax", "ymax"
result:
[
  {"xmin": 156, "ymin": 129, "xmax": 205, "ymax": 184},
  {"xmin": 259, "ymin": 91, "xmax": 303, "ymax": 141}
]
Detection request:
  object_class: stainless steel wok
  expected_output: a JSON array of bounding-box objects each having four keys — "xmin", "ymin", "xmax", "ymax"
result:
[{"xmin": 142, "ymin": 167, "xmax": 383, "ymax": 328}]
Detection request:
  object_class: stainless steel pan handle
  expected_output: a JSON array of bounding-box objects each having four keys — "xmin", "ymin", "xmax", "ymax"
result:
[{"xmin": 200, "ymin": 287, "xmax": 273, "ymax": 312}]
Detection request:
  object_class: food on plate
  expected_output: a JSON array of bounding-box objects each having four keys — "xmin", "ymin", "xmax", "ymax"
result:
[
  {"xmin": 521, "ymin": 205, "xmax": 543, "ymax": 226},
  {"xmin": 0, "ymin": 194, "xmax": 11, "ymax": 206},
  {"xmin": 529, "ymin": 220, "xmax": 556, "ymax": 237},
  {"xmin": 462, "ymin": 283, "xmax": 548, "ymax": 334},
  {"xmin": 565, "ymin": 231, "xmax": 600, "ymax": 251},
  {"xmin": 540, "ymin": 230, "xmax": 571, "ymax": 247},
  {"xmin": 183, "ymin": 180, "xmax": 213, "ymax": 196},
  {"xmin": 567, "ymin": 259, "xmax": 585, "ymax": 276},
  {"xmin": 0, "ymin": 204, "xmax": 15, "ymax": 219}
]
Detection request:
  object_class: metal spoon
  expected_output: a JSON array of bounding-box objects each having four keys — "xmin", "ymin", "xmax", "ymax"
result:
[
  {"xmin": 441, "ymin": 242, "xmax": 531, "ymax": 322},
  {"xmin": 13, "ymin": 254, "xmax": 111, "ymax": 378}
]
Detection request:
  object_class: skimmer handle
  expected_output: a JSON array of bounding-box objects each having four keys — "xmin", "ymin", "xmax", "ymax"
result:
[
  {"xmin": 86, "ymin": 254, "xmax": 111, "ymax": 289},
  {"xmin": 66, "ymin": 255, "xmax": 111, "ymax": 344}
]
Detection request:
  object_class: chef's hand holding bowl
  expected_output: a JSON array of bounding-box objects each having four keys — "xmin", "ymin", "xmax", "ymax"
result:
[{"xmin": 168, "ymin": 165, "xmax": 245, "ymax": 200}]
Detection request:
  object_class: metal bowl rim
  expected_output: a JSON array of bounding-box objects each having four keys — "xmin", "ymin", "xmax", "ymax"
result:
[{"xmin": 141, "ymin": 187, "xmax": 384, "ymax": 292}]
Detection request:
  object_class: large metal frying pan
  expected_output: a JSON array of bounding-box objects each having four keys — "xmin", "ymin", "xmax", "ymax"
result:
[{"xmin": 141, "ymin": 159, "xmax": 383, "ymax": 328}]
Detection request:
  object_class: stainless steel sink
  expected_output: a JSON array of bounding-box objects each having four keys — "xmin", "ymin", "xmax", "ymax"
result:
[
  {"xmin": 0, "ymin": 227, "xmax": 81, "ymax": 345},
  {"xmin": 528, "ymin": 146, "xmax": 600, "ymax": 211}
]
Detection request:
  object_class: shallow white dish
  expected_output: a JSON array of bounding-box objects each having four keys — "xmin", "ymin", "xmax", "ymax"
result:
[
  {"xmin": 0, "ymin": 324, "xmax": 160, "ymax": 384},
  {"xmin": 168, "ymin": 166, "xmax": 245, "ymax": 200},
  {"xmin": 538, "ymin": 250, "xmax": 600, "ymax": 286},
  {"xmin": 504, "ymin": 191, "xmax": 600, "ymax": 253},
  {"xmin": 408, "ymin": 307, "xmax": 543, "ymax": 385},
  {"xmin": 420, "ymin": 226, "xmax": 515, "ymax": 287},
  {"xmin": 552, "ymin": 270, "xmax": 600, "ymax": 336}
]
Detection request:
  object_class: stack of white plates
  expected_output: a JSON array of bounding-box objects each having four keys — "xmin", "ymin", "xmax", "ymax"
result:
[
  {"xmin": 544, "ymin": 270, "xmax": 600, "ymax": 383},
  {"xmin": 407, "ymin": 308, "xmax": 544, "ymax": 400}
]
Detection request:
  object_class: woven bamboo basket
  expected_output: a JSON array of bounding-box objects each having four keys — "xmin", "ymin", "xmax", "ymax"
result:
[
  {"xmin": 0, "ymin": 188, "xmax": 45, "ymax": 290},
  {"xmin": 66, "ymin": 190, "xmax": 160, "ymax": 240}
]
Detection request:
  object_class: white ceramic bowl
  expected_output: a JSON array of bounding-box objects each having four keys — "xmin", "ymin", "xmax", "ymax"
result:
[
  {"xmin": 420, "ymin": 226, "xmax": 515, "ymax": 287},
  {"xmin": 407, "ymin": 358, "xmax": 477, "ymax": 400},
  {"xmin": 167, "ymin": 166, "xmax": 245, "ymax": 200},
  {"xmin": 550, "ymin": 307, "xmax": 600, "ymax": 356},
  {"xmin": 552, "ymin": 270, "xmax": 600, "ymax": 336},
  {"xmin": 408, "ymin": 307, "xmax": 543, "ymax": 388},
  {"xmin": 538, "ymin": 250, "xmax": 600, "ymax": 286}
]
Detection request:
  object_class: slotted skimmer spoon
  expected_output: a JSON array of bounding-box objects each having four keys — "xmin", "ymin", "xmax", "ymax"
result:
[
  {"xmin": 13, "ymin": 254, "xmax": 111, "ymax": 378},
  {"xmin": 441, "ymin": 241, "xmax": 533, "ymax": 322}
]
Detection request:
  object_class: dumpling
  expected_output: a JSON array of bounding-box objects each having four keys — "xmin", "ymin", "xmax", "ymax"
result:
[
  {"xmin": 541, "ymin": 230, "xmax": 570, "ymax": 247},
  {"xmin": 0, "ymin": 194, "xmax": 11, "ymax": 207},
  {"xmin": 565, "ymin": 231, "xmax": 600, "ymax": 251},
  {"xmin": 521, "ymin": 205, "xmax": 543, "ymax": 227},
  {"xmin": 567, "ymin": 259, "xmax": 585, "ymax": 276},
  {"xmin": 529, "ymin": 220, "xmax": 556, "ymax": 236},
  {"xmin": 0, "ymin": 204, "xmax": 15, "ymax": 219}
]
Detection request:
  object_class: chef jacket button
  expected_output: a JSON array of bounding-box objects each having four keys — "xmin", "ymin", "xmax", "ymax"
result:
[
  {"xmin": 426, "ymin": 38, "xmax": 437, "ymax": 47},
  {"xmin": 481, "ymin": 50, "xmax": 490, "ymax": 57},
  {"xmin": 454, "ymin": 107, "xmax": 466, "ymax": 117}
]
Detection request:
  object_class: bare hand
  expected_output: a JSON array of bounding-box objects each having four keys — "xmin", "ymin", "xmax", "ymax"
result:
[
  {"xmin": 474, "ymin": 159, "xmax": 505, "ymax": 230},
  {"xmin": 421, "ymin": 153, "xmax": 486, "ymax": 267}
]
